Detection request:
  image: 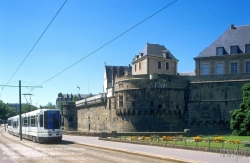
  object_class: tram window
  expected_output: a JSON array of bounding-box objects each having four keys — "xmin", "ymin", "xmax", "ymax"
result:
[
  {"xmin": 31, "ymin": 116, "xmax": 37, "ymax": 127},
  {"xmin": 40, "ymin": 114, "xmax": 43, "ymax": 127},
  {"xmin": 8, "ymin": 120, "xmax": 11, "ymax": 126},
  {"xmin": 22, "ymin": 118, "xmax": 24, "ymax": 126},
  {"xmin": 28, "ymin": 116, "xmax": 30, "ymax": 127},
  {"xmin": 24, "ymin": 117, "xmax": 28, "ymax": 127},
  {"xmin": 59, "ymin": 115, "xmax": 61, "ymax": 127},
  {"xmin": 44, "ymin": 111, "xmax": 60, "ymax": 129},
  {"xmin": 13, "ymin": 121, "xmax": 18, "ymax": 128}
]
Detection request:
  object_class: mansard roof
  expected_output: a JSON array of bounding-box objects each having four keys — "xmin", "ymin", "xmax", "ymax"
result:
[
  {"xmin": 195, "ymin": 24, "xmax": 250, "ymax": 58},
  {"xmin": 133, "ymin": 43, "xmax": 178, "ymax": 61}
]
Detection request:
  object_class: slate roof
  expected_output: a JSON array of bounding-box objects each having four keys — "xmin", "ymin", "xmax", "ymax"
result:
[
  {"xmin": 135, "ymin": 43, "xmax": 178, "ymax": 60},
  {"xmin": 195, "ymin": 24, "xmax": 250, "ymax": 58},
  {"xmin": 105, "ymin": 65, "xmax": 132, "ymax": 81},
  {"xmin": 105, "ymin": 66, "xmax": 113, "ymax": 82}
]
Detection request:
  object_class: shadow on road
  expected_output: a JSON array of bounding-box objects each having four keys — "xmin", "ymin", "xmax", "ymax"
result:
[{"xmin": 42, "ymin": 140, "xmax": 75, "ymax": 145}]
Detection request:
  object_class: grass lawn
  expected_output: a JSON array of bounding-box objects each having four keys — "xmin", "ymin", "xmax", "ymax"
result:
[{"xmin": 114, "ymin": 135, "xmax": 250, "ymax": 151}]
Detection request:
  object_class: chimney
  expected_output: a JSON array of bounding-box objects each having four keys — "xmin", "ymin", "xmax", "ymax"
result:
[{"xmin": 230, "ymin": 24, "xmax": 235, "ymax": 30}]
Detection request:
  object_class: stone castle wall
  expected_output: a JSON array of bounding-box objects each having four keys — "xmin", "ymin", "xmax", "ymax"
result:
[
  {"xmin": 185, "ymin": 74, "xmax": 249, "ymax": 135},
  {"xmin": 63, "ymin": 73, "xmax": 250, "ymax": 135}
]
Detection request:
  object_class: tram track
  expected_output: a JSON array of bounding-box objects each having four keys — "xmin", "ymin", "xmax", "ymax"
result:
[{"xmin": 0, "ymin": 127, "xmax": 75, "ymax": 163}]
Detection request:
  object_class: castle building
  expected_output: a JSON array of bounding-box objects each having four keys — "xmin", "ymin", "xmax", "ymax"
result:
[
  {"xmin": 103, "ymin": 65, "xmax": 132, "ymax": 98},
  {"xmin": 132, "ymin": 43, "xmax": 178, "ymax": 75},
  {"xmin": 195, "ymin": 24, "xmax": 250, "ymax": 75},
  {"xmin": 63, "ymin": 24, "xmax": 250, "ymax": 135},
  {"xmin": 56, "ymin": 93, "xmax": 87, "ymax": 109}
]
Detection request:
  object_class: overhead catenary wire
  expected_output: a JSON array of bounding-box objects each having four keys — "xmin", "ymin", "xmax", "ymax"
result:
[
  {"xmin": 29, "ymin": 0, "xmax": 178, "ymax": 93},
  {"xmin": 0, "ymin": 0, "xmax": 68, "ymax": 99}
]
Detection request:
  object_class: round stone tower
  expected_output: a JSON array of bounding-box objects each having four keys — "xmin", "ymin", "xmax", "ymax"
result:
[{"xmin": 62, "ymin": 101, "xmax": 77, "ymax": 130}]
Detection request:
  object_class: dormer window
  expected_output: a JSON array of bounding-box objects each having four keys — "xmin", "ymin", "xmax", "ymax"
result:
[
  {"xmin": 162, "ymin": 50, "xmax": 170, "ymax": 58},
  {"xmin": 165, "ymin": 52, "xmax": 170, "ymax": 58},
  {"xmin": 230, "ymin": 45, "xmax": 238, "ymax": 54},
  {"xmin": 216, "ymin": 47, "xmax": 224, "ymax": 56},
  {"xmin": 245, "ymin": 44, "xmax": 250, "ymax": 53}
]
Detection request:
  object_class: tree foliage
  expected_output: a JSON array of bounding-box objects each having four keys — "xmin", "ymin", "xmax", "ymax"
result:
[
  {"xmin": 72, "ymin": 95, "xmax": 80, "ymax": 102},
  {"xmin": 230, "ymin": 83, "xmax": 250, "ymax": 135},
  {"xmin": 40, "ymin": 102, "xmax": 56, "ymax": 109},
  {"xmin": 0, "ymin": 100, "xmax": 17, "ymax": 121},
  {"xmin": 20, "ymin": 103, "xmax": 37, "ymax": 114}
]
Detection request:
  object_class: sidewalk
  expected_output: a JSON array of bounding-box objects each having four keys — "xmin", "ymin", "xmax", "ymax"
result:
[{"xmin": 62, "ymin": 135, "xmax": 250, "ymax": 163}]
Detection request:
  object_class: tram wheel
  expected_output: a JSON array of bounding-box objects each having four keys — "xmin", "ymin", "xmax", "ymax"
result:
[{"xmin": 32, "ymin": 136, "xmax": 37, "ymax": 143}]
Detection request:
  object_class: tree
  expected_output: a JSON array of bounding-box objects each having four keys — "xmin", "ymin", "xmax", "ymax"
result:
[
  {"xmin": 0, "ymin": 100, "xmax": 17, "ymax": 121},
  {"xmin": 72, "ymin": 95, "xmax": 80, "ymax": 102},
  {"xmin": 20, "ymin": 103, "xmax": 37, "ymax": 114},
  {"xmin": 40, "ymin": 102, "xmax": 56, "ymax": 109},
  {"xmin": 230, "ymin": 83, "xmax": 250, "ymax": 135}
]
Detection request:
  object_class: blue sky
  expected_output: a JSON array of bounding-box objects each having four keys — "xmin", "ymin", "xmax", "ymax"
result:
[{"xmin": 0, "ymin": 0, "xmax": 250, "ymax": 107}]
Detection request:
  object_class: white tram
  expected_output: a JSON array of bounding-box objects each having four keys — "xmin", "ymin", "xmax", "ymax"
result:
[{"xmin": 7, "ymin": 109, "xmax": 62, "ymax": 143}]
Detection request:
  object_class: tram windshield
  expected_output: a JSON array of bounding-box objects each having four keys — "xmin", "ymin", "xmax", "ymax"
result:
[{"xmin": 44, "ymin": 110, "xmax": 60, "ymax": 129}]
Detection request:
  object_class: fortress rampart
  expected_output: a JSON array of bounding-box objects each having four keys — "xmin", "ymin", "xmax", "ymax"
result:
[{"xmin": 62, "ymin": 74, "xmax": 250, "ymax": 135}]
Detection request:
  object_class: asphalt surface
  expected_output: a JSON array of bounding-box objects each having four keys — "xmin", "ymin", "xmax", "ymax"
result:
[
  {"xmin": 0, "ymin": 126, "xmax": 174, "ymax": 163},
  {"xmin": 62, "ymin": 135, "xmax": 250, "ymax": 163},
  {"xmin": 0, "ymin": 147, "xmax": 15, "ymax": 163}
]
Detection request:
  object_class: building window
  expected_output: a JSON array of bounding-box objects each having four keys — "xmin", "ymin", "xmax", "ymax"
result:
[
  {"xmin": 135, "ymin": 64, "xmax": 136, "ymax": 72},
  {"xmin": 230, "ymin": 46, "xmax": 238, "ymax": 54},
  {"xmin": 132, "ymin": 101, "xmax": 135, "ymax": 107},
  {"xmin": 119, "ymin": 95, "xmax": 123, "ymax": 108},
  {"xmin": 158, "ymin": 61, "xmax": 161, "ymax": 69},
  {"xmin": 202, "ymin": 64, "xmax": 210, "ymax": 75},
  {"xmin": 150, "ymin": 101, "xmax": 154, "ymax": 107},
  {"xmin": 217, "ymin": 47, "xmax": 224, "ymax": 56},
  {"xmin": 216, "ymin": 63, "xmax": 224, "ymax": 74},
  {"xmin": 139, "ymin": 62, "xmax": 141, "ymax": 70},
  {"xmin": 246, "ymin": 44, "xmax": 250, "ymax": 53},
  {"xmin": 246, "ymin": 61, "xmax": 250, "ymax": 73},
  {"xmin": 231, "ymin": 62, "xmax": 238, "ymax": 74},
  {"xmin": 165, "ymin": 62, "xmax": 169, "ymax": 70}
]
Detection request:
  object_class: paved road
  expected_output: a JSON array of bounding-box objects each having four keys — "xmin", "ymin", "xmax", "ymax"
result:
[
  {"xmin": 0, "ymin": 127, "xmax": 174, "ymax": 163},
  {"xmin": 63, "ymin": 135, "xmax": 250, "ymax": 163}
]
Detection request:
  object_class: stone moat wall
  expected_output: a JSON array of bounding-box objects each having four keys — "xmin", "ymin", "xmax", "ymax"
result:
[{"xmin": 62, "ymin": 73, "xmax": 250, "ymax": 135}]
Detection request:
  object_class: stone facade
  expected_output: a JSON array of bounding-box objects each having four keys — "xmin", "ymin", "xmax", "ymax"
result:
[
  {"xmin": 63, "ymin": 73, "xmax": 250, "ymax": 135},
  {"xmin": 62, "ymin": 102, "xmax": 77, "ymax": 130},
  {"xmin": 194, "ymin": 24, "xmax": 250, "ymax": 76},
  {"xmin": 132, "ymin": 43, "xmax": 178, "ymax": 75}
]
